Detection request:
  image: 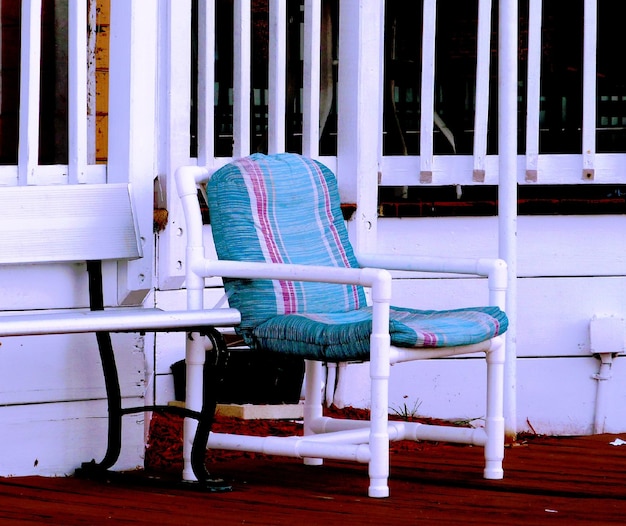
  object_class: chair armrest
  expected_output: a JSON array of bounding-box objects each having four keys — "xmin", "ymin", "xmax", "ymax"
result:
[
  {"xmin": 190, "ymin": 259, "xmax": 393, "ymax": 339},
  {"xmin": 193, "ymin": 258, "xmax": 391, "ymax": 292},
  {"xmin": 356, "ymin": 253, "xmax": 507, "ymax": 309},
  {"xmin": 356, "ymin": 253, "xmax": 504, "ymax": 277}
]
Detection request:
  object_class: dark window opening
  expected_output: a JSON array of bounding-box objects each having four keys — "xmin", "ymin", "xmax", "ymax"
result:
[
  {"xmin": 39, "ymin": 0, "xmax": 69, "ymax": 165},
  {"xmin": 0, "ymin": 0, "xmax": 103, "ymax": 166},
  {"xmin": 0, "ymin": 0, "xmax": 21, "ymax": 164},
  {"xmin": 596, "ymin": 0, "xmax": 626, "ymax": 153},
  {"xmin": 384, "ymin": 0, "xmax": 486, "ymax": 155},
  {"xmin": 193, "ymin": 1, "xmax": 626, "ymax": 216},
  {"xmin": 192, "ymin": 0, "xmax": 338, "ymax": 158},
  {"xmin": 534, "ymin": 0, "xmax": 584, "ymax": 154},
  {"xmin": 379, "ymin": 185, "xmax": 626, "ymax": 217}
]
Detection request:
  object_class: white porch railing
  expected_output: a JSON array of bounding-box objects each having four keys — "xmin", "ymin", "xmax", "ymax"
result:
[
  {"xmin": 3, "ymin": 2, "xmax": 622, "ymax": 205},
  {"xmin": 158, "ymin": 0, "xmax": 626, "ymax": 209}
]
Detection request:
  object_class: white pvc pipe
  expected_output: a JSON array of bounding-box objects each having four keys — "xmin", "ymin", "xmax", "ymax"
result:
[
  {"xmin": 484, "ymin": 332, "xmax": 506, "ymax": 478},
  {"xmin": 182, "ymin": 328, "xmax": 206, "ymax": 481},
  {"xmin": 399, "ymin": 421, "xmax": 485, "ymax": 446},
  {"xmin": 356, "ymin": 253, "xmax": 505, "ymax": 276},
  {"xmin": 207, "ymin": 432, "xmax": 372, "ymax": 463},
  {"xmin": 389, "ymin": 339, "xmax": 493, "ymax": 363},
  {"xmin": 308, "ymin": 416, "xmax": 370, "ymax": 433},
  {"xmin": 498, "ymin": 0, "xmax": 518, "ymax": 439},
  {"xmin": 292, "ymin": 427, "xmax": 372, "ymax": 445},
  {"xmin": 593, "ymin": 355, "xmax": 613, "ymax": 434},
  {"xmin": 0, "ymin": 308, "xmax": 240, "ymax": 337},
  {"xmin": 194, "ymin": 258, "xmax": 392, "ymax": 290},
  {"xmin": 357, "ymin": 253, "xmax": 507, "ymax": 310},
  {"xmin": 303, "ymin": 359, "xmax": 325, "ymax": 466}
]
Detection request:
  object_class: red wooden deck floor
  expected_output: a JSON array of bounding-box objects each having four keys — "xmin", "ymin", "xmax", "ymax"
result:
[{"xmin": 1, "ymin": 425, "xmax": 626, "ymax": 525}]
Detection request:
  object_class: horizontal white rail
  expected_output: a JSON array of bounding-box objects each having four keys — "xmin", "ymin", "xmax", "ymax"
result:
[
  {"xmin": 208, "ymin": 432, "xmax": 372, "ymax": 463},
  {"xmin": 0, "ymin": 308, "xmax": 241, "ymax": 337},
  {"xmin": 194, "ymin": 259, "xmax": 392, "ymax": 292}
]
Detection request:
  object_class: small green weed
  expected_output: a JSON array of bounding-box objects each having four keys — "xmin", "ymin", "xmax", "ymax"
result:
[{"xmin": 389, "ymin": 397, "xmax": 422, "ymax": 421}]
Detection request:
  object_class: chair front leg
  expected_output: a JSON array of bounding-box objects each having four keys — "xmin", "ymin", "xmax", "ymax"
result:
[
  {"xmin": 483, "ymin": 336, "xmax": 506, "ymax": 480},
  {"xmin": 367, "ymin": 269, "xmax": 392, "ymax": 498},
  {"xmin": 303, "ymin": 359, "xmax": 325, "ymax": 466},
  {"xmin": 368, "ymin": 331, "xmax": 391, "ymax": 498}
]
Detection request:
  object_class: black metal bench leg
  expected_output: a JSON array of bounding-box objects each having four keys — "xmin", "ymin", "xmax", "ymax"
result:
[
  {"xmin": 77, "ymin": 261, "xmax": 231, "ymax": 491},
  {"xmin": 94, "ymin": 330, "xmax": 124, "ymax": 470},
  {"xmin": 189, "ymin": 328, "xmax": 232, "ymax": 491},
  {"xmin": 77, "ymin": 261, "xmax": 124, "ymax": 471},
  {"xmin": 75, "ymin": 329, "xmax": 125, "ymax": 475}
]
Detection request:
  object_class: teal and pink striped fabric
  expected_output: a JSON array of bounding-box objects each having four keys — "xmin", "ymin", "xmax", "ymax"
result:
[
  {"xmin": 208, "ymin": 153, "xmax": 367, "ymax": 335},
  {"xmin": 208, "ymin": 153, "xmax": 507, "ymax": 361}
]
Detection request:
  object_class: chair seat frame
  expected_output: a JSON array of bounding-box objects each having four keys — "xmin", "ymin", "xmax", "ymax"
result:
[{"xmin": 176, "ymin": 165, "xmax": 507, "ymax": 498}]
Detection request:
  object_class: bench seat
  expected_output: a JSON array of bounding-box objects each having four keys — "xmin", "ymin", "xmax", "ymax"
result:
[{"xmin": 0, "ymin": 307, "xmax": 240, "ymax": 337}]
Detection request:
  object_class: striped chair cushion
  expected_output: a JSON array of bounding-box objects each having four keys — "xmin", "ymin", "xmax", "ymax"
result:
[
  {"xmin": 207, "ymin": 153, "xmax": 367, "ymax": 345},
  {"xmin": 208, "ymin": 153, "xmax": 508, "ymax": 360},
  {"xmin": 252, "ymin": 306, "xmax": 508, "ymax": 361}
]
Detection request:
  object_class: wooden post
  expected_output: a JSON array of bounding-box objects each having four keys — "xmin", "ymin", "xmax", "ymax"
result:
[
  {"xmin": 337, "ymin": 0, "xmax": 384, "ymax": 256},
  {"xmin": 107, "ymin": 0, "xmax": 158, "ymax": 304}
]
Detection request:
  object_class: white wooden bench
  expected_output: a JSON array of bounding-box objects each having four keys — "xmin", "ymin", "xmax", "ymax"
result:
[{"xmin": 0, "ymin": 183, "xmax": 240, "ymax": 489}]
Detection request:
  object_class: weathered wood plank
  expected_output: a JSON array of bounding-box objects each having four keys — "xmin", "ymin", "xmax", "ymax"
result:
[{"xmin": 1, "ymin": 432, "xmax": 626, "ymax": 524}]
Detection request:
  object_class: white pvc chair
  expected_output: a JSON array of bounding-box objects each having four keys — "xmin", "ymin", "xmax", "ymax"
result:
[{"xmin": 175, "ymin": 153, "xmax": 508, "ymax": 498}]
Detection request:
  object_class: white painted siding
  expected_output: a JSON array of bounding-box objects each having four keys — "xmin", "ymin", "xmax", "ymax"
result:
[
  {"xmin": 0, "ymin": 401, "xmax": 145, "ymax": 477},
  {"xmin": 341, "ymin": 353, "xmax": 626, "ymax": 436},
  {"xmin": 369, "ymin": 214, "xmax": 626, "ymax": 434}
]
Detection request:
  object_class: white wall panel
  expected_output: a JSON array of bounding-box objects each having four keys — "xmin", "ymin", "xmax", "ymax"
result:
[
  {"xmin": 390, "ymin": 275, "xmax": 626, "ymax": 358},
  {"xmin": 377, "ymin": 215, "xmax": 626, "ymax": 278},
  {"xmin": 0, "ymin": 400, "xmax": 144, "ymax": 477},
  {"xmin": 516, "ymin": 276, "xmax": 626, "ymax": 358},
  {"xmin": 338, "ymin": 354, "xmax": 626, "ymax": 436},
  {"xmin": 0, "ymin": 261, "xmax": 120, "ymax": 311},
  {"xmin": 0, "ymin": 333, "xmax": 145, "ymax": 406}
]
